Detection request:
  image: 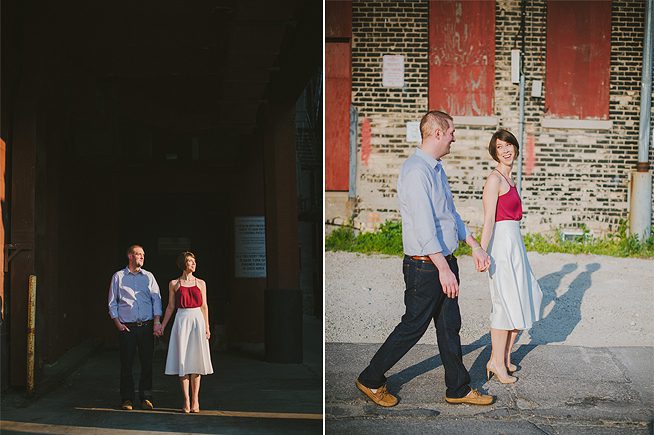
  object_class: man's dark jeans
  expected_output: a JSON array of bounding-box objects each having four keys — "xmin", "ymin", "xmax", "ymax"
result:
[
  {"xmin": 358, "ymin": 255, "xmax": 471, "ymax": 399},
  {"xmin": 118, "ymin": 322, "xmax": 154, "ymax": 402}
]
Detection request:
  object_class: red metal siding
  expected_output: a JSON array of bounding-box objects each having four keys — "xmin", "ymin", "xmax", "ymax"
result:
[
  {"xmin": 325, "ymin": 42, "xmax": 351, "ymax": 191},
  {"xmin": 429, "ymin": 0, "xmax": 495, "ymax": 116},
  {"xmin": 545, "ymin": 0, "xmax": 611, "ymax": 119}
]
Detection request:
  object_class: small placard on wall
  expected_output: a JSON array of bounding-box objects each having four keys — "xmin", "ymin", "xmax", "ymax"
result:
[
  {"xmin": 234, "ymin": 216, "xmax": 266, "ymax": 278},
  {"xmin": 406, "ymin": 121, "xmax": 421, "ymax": 143},
  {"xmin": 383, "ymin": 55, "xmax": 404, "ymax": 88}
]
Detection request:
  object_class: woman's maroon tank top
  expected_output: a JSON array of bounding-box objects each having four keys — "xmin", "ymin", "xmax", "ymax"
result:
[
  {"xmin": 176, "ymin": 280, "xmax": 203, "ymax": 308},
  {"xmin": 494, "ymin": 170, "xmax": 523, "ymax": 222}
]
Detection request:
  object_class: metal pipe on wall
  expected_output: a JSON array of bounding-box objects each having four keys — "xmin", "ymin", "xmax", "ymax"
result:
[
  {"xmin": 517, "ymin": 73, "xmax": 526, "ymax": 194},
  {"xmin": 516, "ymin": 0, "xmax": 527, "ymax": 195},
  {"xmin": 638, "ymin": 0, "xmax": 653, "ymax": 165},
  {"xmin": 26, "ymin": 275, "xmax": 37, "ymax": 395},
  {"xmin": 348, "ymin": 106, "xmax": 359, "ymax": 200},
  {"xmin": 630, "ymin": 0, "xmax": 653, "ymax": 240}
]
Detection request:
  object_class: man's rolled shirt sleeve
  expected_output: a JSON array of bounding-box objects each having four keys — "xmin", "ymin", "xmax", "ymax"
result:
[{"xmin": 403, "ymin": 168, "xmax": 443, "ymax": 255}]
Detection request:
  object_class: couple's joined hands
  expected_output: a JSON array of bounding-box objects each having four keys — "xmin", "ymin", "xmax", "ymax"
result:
[
  {"xmin": 153, "ymin": 324, "xmax": 164, "ymax": 337},
  {"xmin": 472, "ymin": 247, "xmax": 491, "ymax": 272}
]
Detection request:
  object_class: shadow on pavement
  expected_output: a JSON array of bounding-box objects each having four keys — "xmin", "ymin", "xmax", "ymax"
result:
[{"xmin": 387, "ymin": 262, "xmax": 599, "ymax": 394}]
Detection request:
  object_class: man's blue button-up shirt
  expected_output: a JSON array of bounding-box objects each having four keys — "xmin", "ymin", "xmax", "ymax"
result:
[
  {"xmin": 398, "ymin": 147, "xmax": 470, "ymax": 256},
  {"xmin": 108, "ymin": 267, "xmax": 162, "ymax": 323}
]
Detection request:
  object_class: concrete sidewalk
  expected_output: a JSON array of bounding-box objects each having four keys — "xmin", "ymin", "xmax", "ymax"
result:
[
  {"xmin": 1, "ymin": 315, "xmax": 323, "ymax": 434},
  {"xmin": 326, "ymin": 343, "xmax": 653, "ymax": 434},
  {"xmin": 326, "ymin": 252, "xmax": 654, "ymax": 433}
]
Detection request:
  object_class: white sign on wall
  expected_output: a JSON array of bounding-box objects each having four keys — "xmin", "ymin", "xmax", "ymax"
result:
[
  {"xmin": 383, "ymin": 55, "xmax": 404, "ymax": 88},
  {"xmin": 234, "ymin": 216, "xmax": 266, "ymax": 278},
  {"xmin": 406, "ymin": 121, "xmax": 421, "ymax": 143}
]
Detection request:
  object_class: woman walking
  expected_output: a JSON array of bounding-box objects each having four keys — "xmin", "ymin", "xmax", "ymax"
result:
[
  {"xmin": 160, "ymin": 251, "xmax": 213, "ymax": 413},
  {"xmin": 479, "ymin": 130, "xmax": 542, "ymax": 384}
]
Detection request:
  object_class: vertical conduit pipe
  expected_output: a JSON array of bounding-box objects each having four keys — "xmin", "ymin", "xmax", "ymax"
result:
[
  {"xmin": 516, "ymin": 0, "xmax": 527, "ymax": 195},
  {"xmin": 26, "ymin": 275, "xmax": 37, "ymax": 395}
]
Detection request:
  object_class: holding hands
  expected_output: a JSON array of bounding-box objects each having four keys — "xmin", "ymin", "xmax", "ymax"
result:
[
  {"xmin": 153, "ymin": 322, "xmax": 164, "ymax": 337},
  {"xmin": 472, "ymin": 246, "xmax": 491, "ymax": 272}
]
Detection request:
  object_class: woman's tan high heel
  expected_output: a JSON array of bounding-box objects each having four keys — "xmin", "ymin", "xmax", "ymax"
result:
[
  {"xmin": 486, "ymin": 361, "xmax": 517, "ymax": 384},
  {"xmin": 507, "ymin": 363, "xmax": 517, "ymax": 373}
]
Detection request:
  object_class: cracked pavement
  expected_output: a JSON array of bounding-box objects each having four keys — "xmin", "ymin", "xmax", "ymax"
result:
[{"xmin": 326, "ymin": 252, "xmax": 654, "ymax": 433}]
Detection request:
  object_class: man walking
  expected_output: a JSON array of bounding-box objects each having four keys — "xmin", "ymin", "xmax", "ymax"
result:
[
  {"xmin": 356, "ymin": 110, "xmax": 493, "ymax": 406},
  {"xmin": 108, "ymin": 244, "xmax": 163, "ymax": 410}
]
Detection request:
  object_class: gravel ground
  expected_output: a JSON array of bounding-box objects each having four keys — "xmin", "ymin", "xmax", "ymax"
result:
[{"xmin": 326, "ymin": 251, "xmax": 654, "ymax": 347}]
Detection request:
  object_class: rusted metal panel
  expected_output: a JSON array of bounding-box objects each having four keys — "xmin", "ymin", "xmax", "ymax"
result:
[
  {"xmin": 429, "ymin": 0, "xmax": 495, "ymax": 116},
  {"xmin": 326, "ymin": 0, "xmax": 351, "ymax": 39},
  {"xmin": 326, "ymin": 42, "xmax": 351, "ymax": 191},
  {"xmin": 545, "ymin": 0, "xmax": 611, "ymax": 119}
]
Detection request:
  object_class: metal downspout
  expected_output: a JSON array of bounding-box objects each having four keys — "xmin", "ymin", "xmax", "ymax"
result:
[
  {"xmin": 516, "ymin": 0, "xmax": 527, "ymax": 194},
  {"xmin": 630, "ymin": 0, "xmax": 653, "ymax": 240}
]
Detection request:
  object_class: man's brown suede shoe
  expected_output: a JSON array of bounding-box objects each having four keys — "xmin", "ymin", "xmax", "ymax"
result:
[
  {"xmin": 355, "ymin": 380, "xmax": 398, "ymax": 407},
  {"xmin": 121, "ymin": 400, "xmax": 133, "ymax": 410},
  {"xmin": 141, "ymin": 399, "xmax": 154, "ymax": 410},
  {"xmin": 445, "ymin": 388, "xmax": 493, "ymax": 405}
]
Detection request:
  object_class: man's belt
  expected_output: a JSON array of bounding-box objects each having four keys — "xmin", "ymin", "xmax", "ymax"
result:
[
  {"xmin": 409, "ymin": 254, "xmax": 455, "ymax": 262},
  {"xmin": 123, "ymin": 320, "xmax": 153, "ymax": 328}
]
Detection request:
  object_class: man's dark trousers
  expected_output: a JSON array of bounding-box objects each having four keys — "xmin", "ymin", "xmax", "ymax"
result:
[
  {"xmin": 119, "ymin": 322, "xmax": 154, "ymax": 402},
  {"xmin": 358, "ymin": 255, "xmax": 471, "ymax": 399}
]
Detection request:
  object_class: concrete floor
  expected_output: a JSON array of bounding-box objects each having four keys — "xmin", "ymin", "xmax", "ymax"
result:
[{"xmin": 1, "ymin": 316, "xmax": 323, "ymax": 435}]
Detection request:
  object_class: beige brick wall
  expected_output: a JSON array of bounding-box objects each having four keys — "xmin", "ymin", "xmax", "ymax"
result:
[{"xmin": 337, "ymin": 0, "xmax": 654, "ymax": 237}]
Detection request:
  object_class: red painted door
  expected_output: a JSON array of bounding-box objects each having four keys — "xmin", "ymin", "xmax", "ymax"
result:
[
  {"xmin": 325, "ymin": 42, "xmax": 351, "ymax": 191},
  {"xmin": 429, "ymin": 0, "xmax": 495, "ymax": 116},
  {"xmin": 545, "ymin": 0, "xmax": 611, "ymax": 119}
]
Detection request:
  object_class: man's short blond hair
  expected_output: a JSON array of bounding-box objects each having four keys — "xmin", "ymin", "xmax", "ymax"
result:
[
  {"xmin": 419, "ymin": 110, "xmax": 453, "ymax": 141},
  {"xmin": 126, "ymin": 244, "xmax": 144, "ymax": 256}
]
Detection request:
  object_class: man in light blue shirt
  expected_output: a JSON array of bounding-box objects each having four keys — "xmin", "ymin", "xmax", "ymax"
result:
[
  {"xmin": 108, "ymin": 244, "xmax": 162, "ymax": 411},
  {"xmin": 357, "ymin": 110, "xmax": 493, "ymax": 407}
]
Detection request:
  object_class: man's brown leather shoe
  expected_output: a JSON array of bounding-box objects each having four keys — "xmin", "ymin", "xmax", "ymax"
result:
[
  {"xmin": 445, "ymin": 389, "xmax": 493, "ymax": 406},
  {"xmin": 121, "ymin": 400, "xmax": 133, "ymax": 410},
  {"xmin": 355, "ymin": 380, "xmax": 398, "ymax": 407},
  {"xmin": 141, "ymin": 399, "xmax": 154, "ymax": 410}
]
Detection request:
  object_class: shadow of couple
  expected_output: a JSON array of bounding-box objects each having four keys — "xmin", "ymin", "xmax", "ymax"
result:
[{"xmin": 385, "ymin": 262, "xmax": 601, "ymax": 396}]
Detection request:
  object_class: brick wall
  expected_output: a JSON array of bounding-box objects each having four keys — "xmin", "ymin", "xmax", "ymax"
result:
[
  {"xmin": 343, "ymin": 0, "xmax": 654, "ymax": 236},
  {"xmin": 351, "ymin": 0, "xmax": 430, "ymax": 229}
]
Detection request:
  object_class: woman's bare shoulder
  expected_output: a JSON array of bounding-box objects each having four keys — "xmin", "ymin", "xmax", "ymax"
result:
[{"xmin": 485, "ymin": 170, "xmax": 502, "ymax": 186}]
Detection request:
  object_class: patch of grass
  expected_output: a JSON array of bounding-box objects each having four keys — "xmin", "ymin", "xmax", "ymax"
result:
[
  {"xmin": 325, "ymin": 221, "xmax": 403, "ymax": 255},
  {"xmin": 326, "ymin": 220, "xmax": 654, "ymax": 258}
]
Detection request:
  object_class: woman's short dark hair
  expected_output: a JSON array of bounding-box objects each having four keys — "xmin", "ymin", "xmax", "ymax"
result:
[
  {"xmin": 177, "ymin": 251, "xmax": 196, "ymax": 271},
  {"xmin": 488, "ymin": 129, "xmax": 520, "ymax": 162}
]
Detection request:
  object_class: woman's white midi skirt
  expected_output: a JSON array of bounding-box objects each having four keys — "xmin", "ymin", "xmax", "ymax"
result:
[
  {"xmin": 165, "ymin": 307, "xmax": 214, "ymax": 376},
  {"xmin": 487, "ymin": 220, "xmax": 543, "ymax": 330}
]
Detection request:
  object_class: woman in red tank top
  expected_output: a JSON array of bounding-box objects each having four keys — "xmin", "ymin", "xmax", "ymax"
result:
[
  {"xmin": 479, "ymin": 129, "xmax": 543, "ymax": 385},
  {"xmin": 160, "ymin": 251, "xmax": 214, "ymax": 413}
]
